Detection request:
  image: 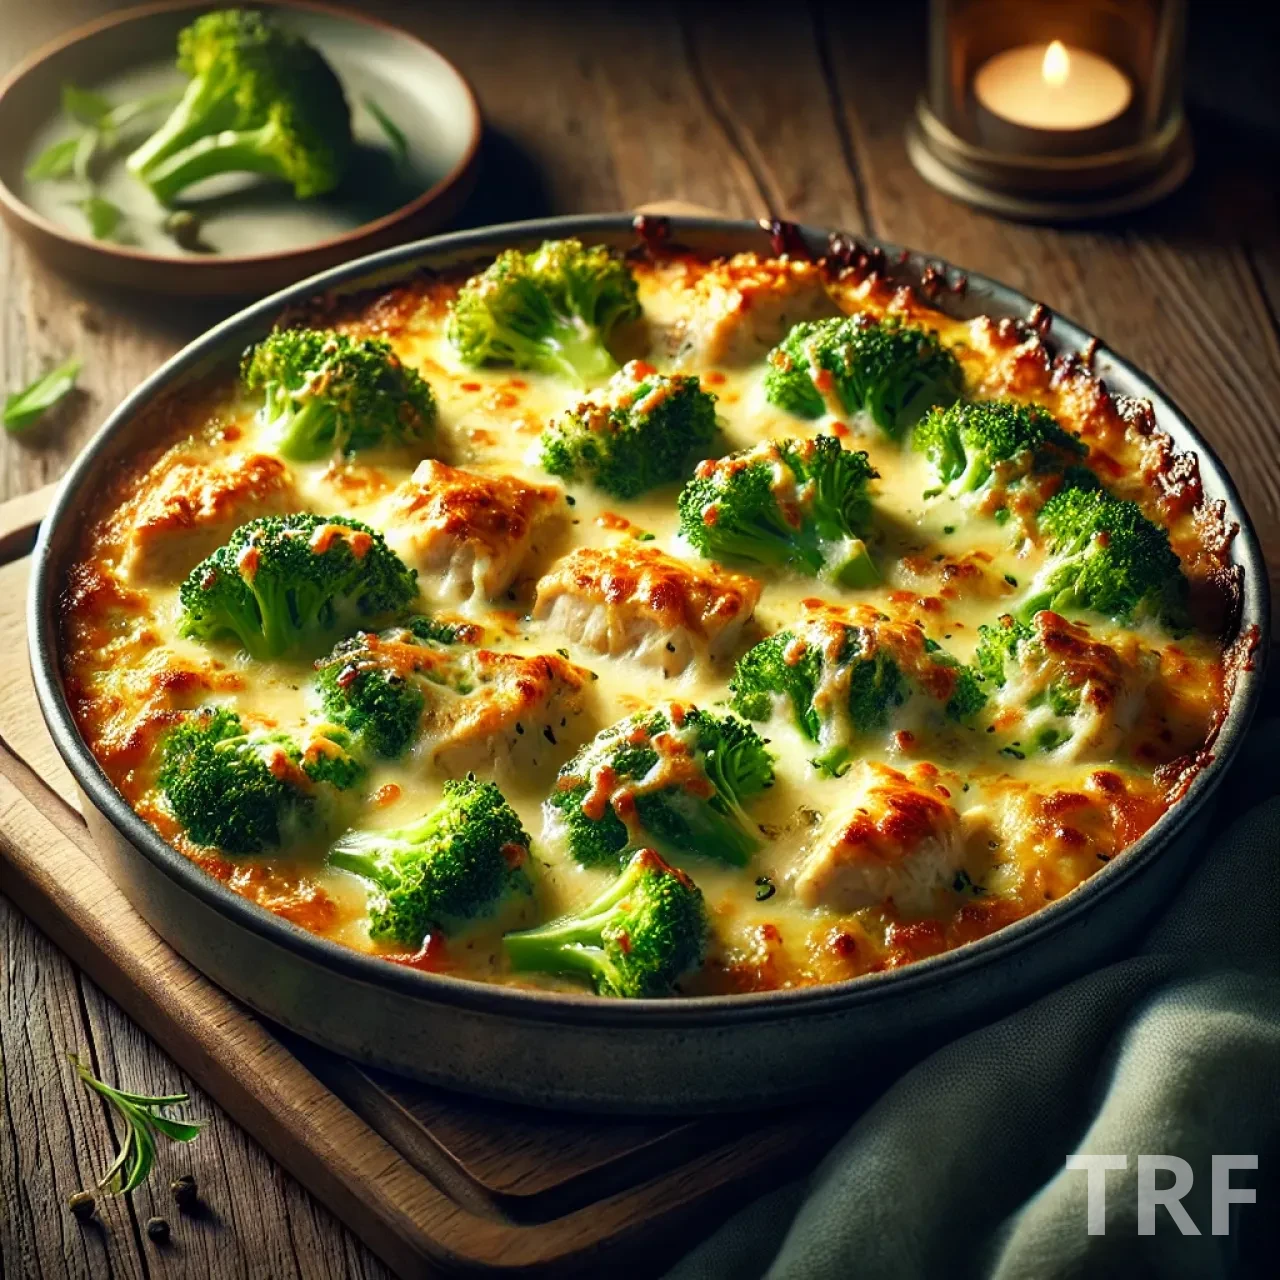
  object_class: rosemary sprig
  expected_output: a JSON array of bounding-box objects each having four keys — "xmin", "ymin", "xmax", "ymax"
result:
[{"xmin": 71, "ymin": 1056, "xmax": 205, "ymax": 1194}]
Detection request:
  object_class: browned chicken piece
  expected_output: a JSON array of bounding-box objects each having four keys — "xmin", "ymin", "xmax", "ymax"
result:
[
  {"xmin": 381, "ymin": 459, "xmax": 566, "ymax": 605},
  {"xmin": 533, "ymin": 544, "xmax": 761, "ymax": 675},
  {"xmin": 112, "ymin": 444, "xmax": 297, "ymax": 583},
  {"xmin": 654, "ymin": 253, "xmax": 840, "ymax": 369},
  {"xmin": 427, "ymin": 648, "xmax": 591, "ymax": 778},
  {"xmin": 794, "ymin": 761, "xmax": 966, "ymax": 916}
]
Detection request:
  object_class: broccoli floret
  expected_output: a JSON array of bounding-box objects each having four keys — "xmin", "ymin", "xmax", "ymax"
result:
[
  {"xmin": 1019, "ymin": 485, "xmax": 1187, "ymax": 625},
  {"xmin": 677, "ymin": 435, "xmax": 878, "ymax": 586},
  {"xmin": 913, "ymin": 399, "xmax": 1084, "ymax": 498},
  {"xmin": 329, "ymin": 778, "xmax": 533, "ymax": 945},
  {"xmin": 730, "ymin": 618, "xmax": 983, "ymax": 775},
  {"xmin": 314, "ymin": 634, "xmax": 426, "ymax": 760},
  {"xmin": 157, "ymin": 706, "xmax": 359, "ymax": 853},
  {"xmin": 546, "ymin": 705, "xmax": 774, "ymax": 869},
  {"xmin": 972, "ymin": 614, "xmax": 1083, "ymax": 752},
  {"xmin": 242, "ymin": 328, "xmax": 436, "ymax": 461},
  {"xmin": 179, "ymin": 514, "xmax": 418, "ymax": 659},
  {"xmin": 447, "ymin": 239, "xmax": 640, "ymax": 386},
  {"xmin": 764, "ymin": 314, "xmax": 962, "ymax": 435},
  {"xmin": 503, "ymin": 848, "xmax": 708, "ymax": 998},
  {"xmin": 538, "ymin": 362, "xmax": 718, "ymax": 498},
  {"xmin": 126, "ymin": 9, "xmax": 351, "ymax": 203}
]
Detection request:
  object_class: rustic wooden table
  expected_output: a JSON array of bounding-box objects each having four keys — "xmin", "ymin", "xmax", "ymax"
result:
[{"xmin": 2, "ymin": 3, "xmax": 1277, "ymax": 1276}]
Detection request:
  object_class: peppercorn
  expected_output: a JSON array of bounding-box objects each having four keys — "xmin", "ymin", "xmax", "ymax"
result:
[
  {"xmin": 68, "ymin": 1190, "xmax": 95, "ymax": 1222},
  {"xmin": 145, "ymin": 1216, "xmax": 170, "ymax": 1244},
  {"xmin": 171, "ymin": 1174, "xmax": 198, "ymax": 1211}
]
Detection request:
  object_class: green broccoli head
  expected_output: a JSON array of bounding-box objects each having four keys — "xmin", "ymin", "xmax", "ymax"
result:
[
  {"xmin": 1019, "ymin": 485, "xmax": 1187, "ymax": 625},
  {"xmin": 329, "ymin": 777, "xmax": 533, "ymax": 946},
  {"xmin": 972, "ymin": 614, "xmax": 1083, "ymax": 752},
  {"xmin": 764, "ymin": 314, "xmax": 962, "ymax": 435},
  {"xmin": 730, "ymin": 615, "xmax": 984, "ymax": 775},
  {"xmin": 179, "ymin": 514, "xmax": 418, "ymax": 659},
  {"xmin": 503, "ymin": 848, "xmax": 708, "ymax": 998},
  {"xmin": 546, "ymin": 704, "xmax": 775, "ymax": 869},
  {"xmin": 157, "ymin": 706, "xmax": 360, "ymax": 853},
  {"xmin": 314, "ymin": 633, "xmax": 427, "ymax": 760},
  {"xmin": 677, "ymin": 434, "xmax": 878, "ymax": 585},
  {"xmin": 242, "ymin": 328, "xmax": 436, "ymax": 461},
  {"xmin": 538, "ymin": 362, "xmax": 718, "ymax": 498},
  {"xmin": 447, "ymin": 239, "xmax": 640, "ymax": 386},
  {"xmin": 913, "ymin": 399, "xmax": 1085, "ymax": 498},
  {"xmin": 126, "ymin": 9, "xmax": 352, "ymax": 203}
]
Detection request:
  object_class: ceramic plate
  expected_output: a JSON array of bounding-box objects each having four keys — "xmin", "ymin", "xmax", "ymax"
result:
[{"xmin": 0, "ymin": 0, "xmax": 481, "ymax": 296}]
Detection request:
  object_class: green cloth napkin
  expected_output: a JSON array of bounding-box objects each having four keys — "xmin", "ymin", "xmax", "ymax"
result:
[{"xmin": 669, "ymin": 723, "xmax": 1280, "ymax": 1279}]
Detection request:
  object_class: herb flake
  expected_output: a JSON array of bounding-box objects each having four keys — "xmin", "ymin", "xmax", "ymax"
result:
[{"xmin": 3, "ymin": 357, "xmax": 81, "ymax": 432}]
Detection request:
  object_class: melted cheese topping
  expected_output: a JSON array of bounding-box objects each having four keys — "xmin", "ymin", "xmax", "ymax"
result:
[{"xmin": 59, "ymin": 249, "xmax": 1229, "ymax": 996}]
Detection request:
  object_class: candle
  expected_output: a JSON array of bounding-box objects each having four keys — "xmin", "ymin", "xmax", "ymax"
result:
[{"xmin": 973, "ymin": 40, "xmax": 1133, "ymax": 156}]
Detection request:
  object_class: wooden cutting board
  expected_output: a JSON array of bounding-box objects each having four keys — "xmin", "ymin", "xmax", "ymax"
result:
[{"xmin": 0, "ymin": 483, "xmax": 843, "ymax": 1277}]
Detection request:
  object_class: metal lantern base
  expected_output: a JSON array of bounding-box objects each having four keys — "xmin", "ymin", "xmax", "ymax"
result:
[{"xmin": 906, "ymin": 99, "xmax": 1194, "ymax": 221}]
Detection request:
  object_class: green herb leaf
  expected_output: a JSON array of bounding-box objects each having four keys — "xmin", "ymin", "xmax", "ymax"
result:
[
  {"xmin": 3, "ymin": 357, "xmax": 81, "ymax": 432},
  {"xmin": 364, "ymin": 95, "xmax": 408, "ymax": 167},
  {"xmin": 71, "ymin": 1056, "xmax": 205, "ymax": 1195},
  {"xmin": 72, "ymin": 131, "xmax": 99, "ymax": 184},
  {"xmin": 62, "ymin": 83, "xmax": 113, "ymax": 127},
  {"xmin": 25, "ymin": 137, "xmax": 80, "ymax": 182},
  {"xmin": 78, "ymin": 194, "xmax": 122, "ymax": 240}
]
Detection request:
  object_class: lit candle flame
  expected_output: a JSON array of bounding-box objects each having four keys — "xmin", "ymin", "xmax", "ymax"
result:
[{"xmin": 1042, "ymin": 40, "xmax": 1070, "ymax": 86}]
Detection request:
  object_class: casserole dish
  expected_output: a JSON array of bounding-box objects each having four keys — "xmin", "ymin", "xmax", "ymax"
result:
[{"xmin": 29, "ymin": 215, "xmax": 1268, "ymax": 1112}]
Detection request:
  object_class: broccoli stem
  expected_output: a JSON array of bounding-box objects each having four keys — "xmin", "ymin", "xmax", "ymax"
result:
[
  {"xmin": 831, "ymin": 539, "xmax": 879, "ymax": 588},
  {"xmin": 126, "ymin": 80, "xmax": 234, "ymax": 177},
  {"xmin": 269, "ymin": 395, "xmax": 340, "ymax": 461},
  {"xmin": 544, "ymin": 321, "xmax": 619, "ymax": 386},
  {"xmin": 328, "ymin": 846, "xmax": 390, "ymax": 889},
  {"xmin": 503, "ymin": 870, "xmax": 635, "ymax": 977},
  {"xmin": 142, "ymin": 123, "xmax": 294, "ymax": 204}
]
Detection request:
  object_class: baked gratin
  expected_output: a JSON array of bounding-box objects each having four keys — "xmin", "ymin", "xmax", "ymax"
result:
[{"xmin": 60, "ymin": 231, "xmax": 1248, "ymax": 999}]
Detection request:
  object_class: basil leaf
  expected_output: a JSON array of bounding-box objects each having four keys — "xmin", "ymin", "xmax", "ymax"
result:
[
  {"xmin": 3, "ymin": 357, "xmax": 81, "ymax": 432},
  {"xmin": 62, "ymin": 82, "xmax": 112, "ymax": 126},
  {"xmin": 364, "ymin": 96, "xmax": 408, "ymax": 168},
  {"xmin": 78, "ymin": 195, "xmax": 122, "ymax": 240},
  {"xmin": 25, "ymin": 137, "xmax": 79, "ymax": 182}
]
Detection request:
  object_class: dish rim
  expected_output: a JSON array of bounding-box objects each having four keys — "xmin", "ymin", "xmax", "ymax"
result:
[
  {"xmin": 0, "ymin": 0, "xmax": 483, "ymax": 273},
  {"xmin": 28, "ymin": 211, "xmax": 1271, "ymax": 1028}
]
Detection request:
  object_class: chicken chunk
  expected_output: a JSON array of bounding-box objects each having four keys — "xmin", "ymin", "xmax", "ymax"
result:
[
  {"xmin": 381, "ymin": 460, "xmax": 565, "ymax": 605},
  {"xmin": 795, "ymin": 762, "xmax": 965, "ymax": 915},
  {"xmin": 533, "ymin": 545, "xmax": 761, "ymax": 675},
  {"xmin": 113, "ymin": 444, "xmax": 297, "ymax": 583},
  {"xmin": 426, "ymin": 648, "xmax": 592, "ymax": 778},
  {"xmin": 655, "ymin": 253, "xmax": 840, "ymax": 369}
]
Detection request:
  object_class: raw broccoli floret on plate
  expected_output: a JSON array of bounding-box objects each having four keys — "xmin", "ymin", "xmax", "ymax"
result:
[{"xmin": 127, "ymin": 9, "xmax": 351, "ymax": 203}]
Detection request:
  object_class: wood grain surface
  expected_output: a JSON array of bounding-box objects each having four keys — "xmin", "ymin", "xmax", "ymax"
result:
[{"xmin": 2, "ymin": 3, "xmax": 1277, "ymax": 1277}]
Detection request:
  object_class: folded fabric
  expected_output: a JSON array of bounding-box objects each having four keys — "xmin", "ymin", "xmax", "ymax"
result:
[{"xmin": 668, "ymin": 722, "xmax": 1280, "ymax": 1279}]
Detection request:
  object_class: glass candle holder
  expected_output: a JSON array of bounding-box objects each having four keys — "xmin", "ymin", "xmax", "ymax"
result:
[{"xmin": 906, "ymin": 0, "xmax": 1192, "ymax": 219}]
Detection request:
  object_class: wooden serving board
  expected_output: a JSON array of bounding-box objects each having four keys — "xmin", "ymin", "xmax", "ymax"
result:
[{"xmin": 0, "ymin": 484, "xmax": 842, "ymax": 1277}]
